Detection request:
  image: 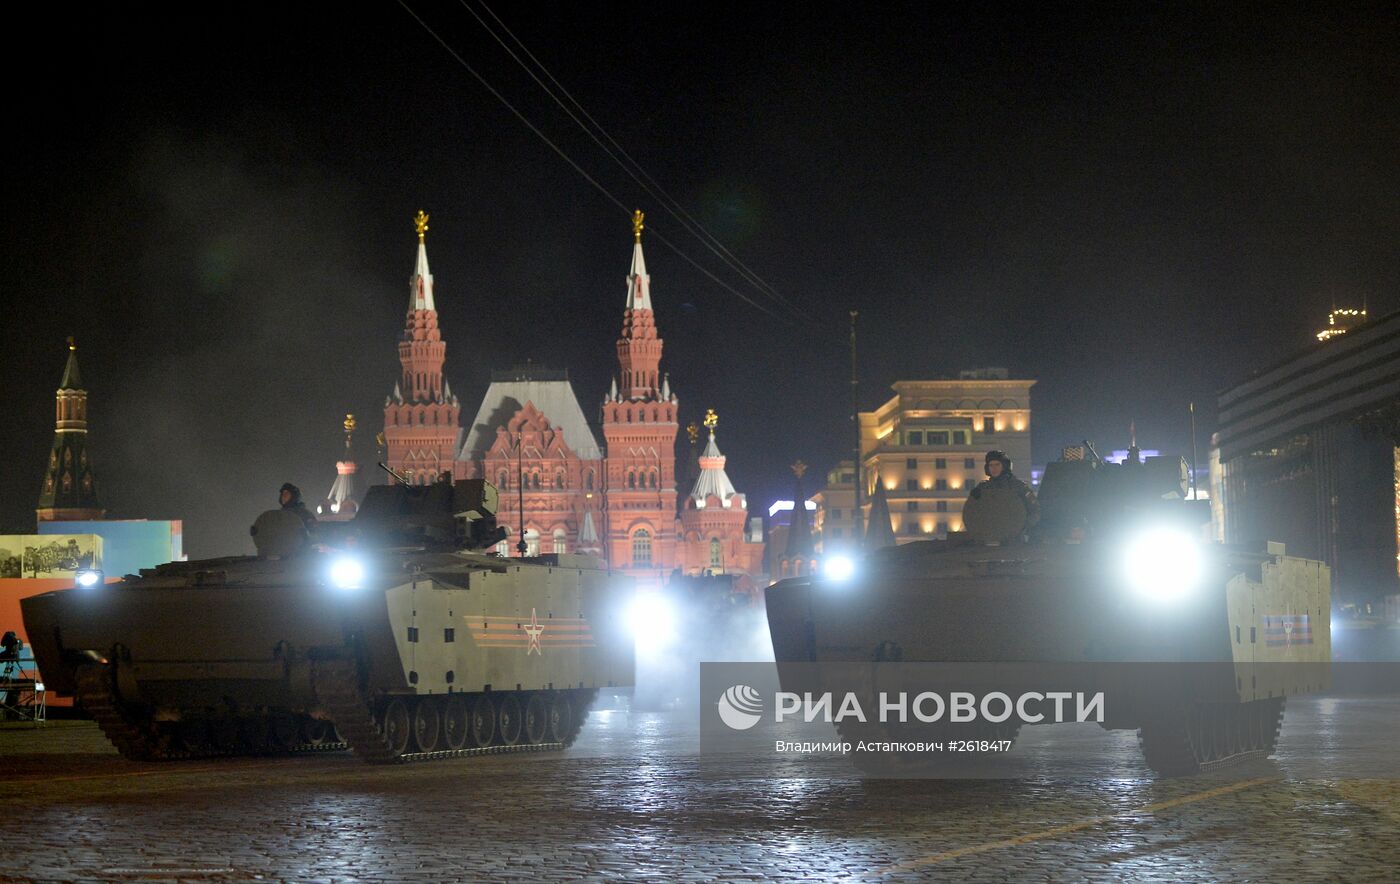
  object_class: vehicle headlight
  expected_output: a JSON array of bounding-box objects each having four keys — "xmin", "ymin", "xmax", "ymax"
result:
[
  {"xmin": 328, "ymin": 557, "xmax": 366, "ymax": 590},
  {"xmin": 823, "ymin": 555, "xmax": 856, "ymax": 581},
  {"xmin": 75, "ymin": 569, "xmax": 103, "ymax": 588},
  {"xmin": 626, "ymin": 593, "xmax": 676, "ymax": 647},
  {"xmin": 1122, "ymin": 527, "xmax": 1203, "ymax": 600}
]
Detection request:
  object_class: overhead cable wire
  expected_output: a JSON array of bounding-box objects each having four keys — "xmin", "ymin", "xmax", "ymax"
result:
[
  {"xmin": 468, "ymin": 0, "xmax": 818, "ymax": 326},
  {"xmin": 395, "ymin": 0, "xmax": 812, "ymax": 330}
]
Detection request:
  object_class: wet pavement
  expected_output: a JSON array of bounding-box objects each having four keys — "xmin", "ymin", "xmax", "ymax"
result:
[{"xmin": 1, "ymin": 694, "xmax": 1398, "ymax": 882}]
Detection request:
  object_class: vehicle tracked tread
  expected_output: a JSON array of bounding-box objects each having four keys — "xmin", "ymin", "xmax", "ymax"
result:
[
  {"xmin": 313, "ymin": 660, "xmax": 598, "ymax": 764},
  {"xmin": 75, "ymin": 663, "xmax": 173, "ymax": 761},
  {"xmin": 1138, "ymin": 697, "xmax": 1285, "ymax": 776},
  {"xmin": 312, "ymin": 659, "xmax": 401, "ymax": 763},
  {"xmin": 77, "ymin": 663, "xmax": 349, "ymax": 762}
]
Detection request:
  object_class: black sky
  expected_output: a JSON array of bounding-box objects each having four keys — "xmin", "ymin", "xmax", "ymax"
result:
[{"xmin": 3, "ymin": 2, "xmax": 1397, "ymax": 556}]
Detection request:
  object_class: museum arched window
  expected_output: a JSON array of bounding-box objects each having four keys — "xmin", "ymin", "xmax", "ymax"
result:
[
  {"xmin": 524, "ymin": 528, "xmax": 540, "ymax": 557},
  {"xmin": 709, "ymin": 538, "xmax": 722, "ymax": 568},
  {"xmin": 553, "ymin": 528, "xmax": 567, "ymax": 555},
  {"xmin": 555, "ymin": 469, "xmax": 566, "ymax": 489},
  {"xmin": 585, "ymin": 470, "xmax": 594, "ymax": 491},
  {"xmin": 632, "ymin": 529, "xmax": 652, "ymax": 566},
  {"xmin": 498, "ymin": 470, "xmax": 509, "ymax": 489}
]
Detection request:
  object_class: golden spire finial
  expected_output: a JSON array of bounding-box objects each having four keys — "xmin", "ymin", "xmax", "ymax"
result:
[
  {"xmin": 704, "ymin": 408, "xmax": 718, "ymax": 430},
  {"xmin": 686, "ymin": 422, "xmax": 699, "ymax": 444},
  {"xmin": 414, "ymin": 210, "xmax": 430, "ymax": 243},
  {"xmin": 344, "ymin": 413, "xmax": 357, "ymax": 436},
  {"xmin": 631, "ymin": 209, "xmax": 645, "ymax": 242},
  {"xmin": 67, "ymin": 336, "xmax": 76, "ymax": 351},
  {"xmin": 791, "ymin": 460, "xmax": 808, "ymax": 479}
]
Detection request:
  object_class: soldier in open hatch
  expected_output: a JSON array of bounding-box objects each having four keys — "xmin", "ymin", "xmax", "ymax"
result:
[
  {"xmin": 968, "ymin": 449, "xmax": 1039, "ymax": 529},
  {"xmin": 278, "ymin": 483, "xmax": 317, "ymax": 532}
]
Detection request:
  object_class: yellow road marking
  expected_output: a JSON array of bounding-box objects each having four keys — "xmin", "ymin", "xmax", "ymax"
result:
[{"xmin": 873, "ymin": 776, "xmax": 1278, "ymax": 877}]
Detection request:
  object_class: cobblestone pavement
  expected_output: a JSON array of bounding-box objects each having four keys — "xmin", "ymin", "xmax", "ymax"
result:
[{"xmin": 1, "ymin": 695, "xmax": 1397, "ymax": 882}]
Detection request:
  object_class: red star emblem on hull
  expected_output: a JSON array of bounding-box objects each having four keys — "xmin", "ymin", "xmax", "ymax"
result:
[{"xmin": 523, "ymin": 607, "xmax": 545, "ymax": 655}]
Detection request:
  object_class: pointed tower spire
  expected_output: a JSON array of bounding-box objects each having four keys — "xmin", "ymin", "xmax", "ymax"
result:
[
  {"xmin": 38, "ymin": 337, "xmax": 104, "ymax": 522},
  {"xmin": 689, "ymin": 409, "xmax": 739, "ymax": 507},
  {"xmin": 409, "ymin": 210, "xmax": 435, "ymax": 312},
  {"xmin": 398, "ymin": 210, "xmax": 447, "ymax": 402},
  {"xmin": 578, "ymin": 510, "xmax": 601, "ymax": 553},
  {"xmin": 784, "ymin": 461, "xmax": 814, "ymax": 558},
  {"xmin": 863, "ymin": 474, "xmax": 896, "ymax": 549},
  {"xmin": 616, "ymin": 210, "xmax": 663, "ymax": 399},
  {"xmin": 627, "ymin": 209, "xmax": 651, "ymax": 310},
  {"xmin": 320, "ymin": 414, "xmax": 360, "ymax": 521}
]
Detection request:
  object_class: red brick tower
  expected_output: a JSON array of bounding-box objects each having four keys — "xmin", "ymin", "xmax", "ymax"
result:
[
  {"xmin": 602, "ymin": 211, "xmax": 679, "ymax": 582},
  {"xmin": 37, "ymin": 337, "xmax": 105, "ymax": 522},
  {"xmin": 384, "ymin": 211, "xmax": 461, "ymax": 484}
]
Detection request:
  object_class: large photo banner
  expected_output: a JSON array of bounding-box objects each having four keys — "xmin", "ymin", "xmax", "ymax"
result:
[{"xmin": 0, "ymin": 534, "xmax": 103, "ymax": 579}]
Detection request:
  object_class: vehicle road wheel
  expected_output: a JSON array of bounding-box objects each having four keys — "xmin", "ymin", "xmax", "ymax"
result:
[
  {"xmin": 469, "ymin": 694, "xmax": 496, "ymax": 748},
  {"xmin": 378, "ymin": 698, "xmax": 412, "ymax": 756},
  {"xmin": 301, "ymin": 717, "xmax": 333, "ymax": 746},
  {"xmin": 413, "ymin": 699, "xmax": 442, "ymax": 752},
  {"xmin": 496, "ymin": 693, "xmax": 523, "ymax": 746},
  {"xmin": 546, "ymin": 693, "xmax": 573, "ymax": 744},
  {"xmin": 442, "ymin": 696, "xmax": 469, "ymax": 751},
  {"xmin": 523, "ymin": 693, "xmax": 548, "ymax": 745}
]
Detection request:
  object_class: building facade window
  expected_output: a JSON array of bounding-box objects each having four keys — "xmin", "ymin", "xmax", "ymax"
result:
[
  {"xmin": 937, "ymin": 521, "xmax": 949, "ymax": 534},
  {"xmin": 831, "ymin": 508, "xmax": 842, "ymax": 520},
  {"xmin": 935, "ymin": 457, "xmax": 947, "ymax": 469},
  {"xmin": 982, "ymin": 416, "xmax": 995, "ymax": 433},
  {"xmin": 905, "ymin": 523, "xmax": 918, "ymax": 534},
  {"xmin": 632, "ymin": 529, "xmax": 652, "ymax": 565},
  {"xmin": 928, "ymin": 431, "xmax": 950, "ymax": 445},
  {"xmin": 906, "ymin": 458, "xmax": 918, "ymax": 469},
  {"xmin": 906, "ymin": 479, "xmax": 918, "ymax": 491},
  {"xmin": 906, "ymin": 501, "xmax": 918, "ymax": 512},
  {"xmin": 935, "ymin": 479, "xmax": 948, "ymax": 490},
  {"xmin": 709, "ymin": 537, "xmax": 722, "ymax": 567},
  {"xmin": 936, "ymin": 501, "xmax": 948, "ymax": 512},
  {"xmin": 907, "ymin": 431, "xmax": 923, "ymax": 445},
  {"xmin": 524, "ymin": 528, "xmax": 540, "ymax": 557},
  {"xmin": 965, "ymin": 458, "xmax": 976, "ymax": 469},
  {"xmin": 553, "ymin": 528, "xmax": 567, "ymax": 555}
]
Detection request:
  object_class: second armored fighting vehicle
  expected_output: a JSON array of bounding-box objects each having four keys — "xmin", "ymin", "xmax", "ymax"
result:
[
  {"xmin": 765, "ymin": 448, "xmax": 1330, "ymax": 775},
  {"xmin": 22, "ymin": 478, "xmax": 634, "ymax": 763}
]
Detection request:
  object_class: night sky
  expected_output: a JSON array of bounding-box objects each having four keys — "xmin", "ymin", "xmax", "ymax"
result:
[{"xmin": 4, "ymin": 3, "xmax": 1396, "ymax": 556}]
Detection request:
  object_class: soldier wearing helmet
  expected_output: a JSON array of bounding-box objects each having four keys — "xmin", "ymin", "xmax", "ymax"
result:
[{"xmin": 968, "ymin": 450, "xmax": 1039, "ymax": 529}]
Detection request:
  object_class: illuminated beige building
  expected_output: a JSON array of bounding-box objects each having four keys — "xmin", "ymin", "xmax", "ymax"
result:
[
  {"xmin": 855, "ymin": 369, "xmax": 1034, "ymax": 542},
  {"xmin": 811, "ymin": 460, "xmax": 856, "ymax": 555}
]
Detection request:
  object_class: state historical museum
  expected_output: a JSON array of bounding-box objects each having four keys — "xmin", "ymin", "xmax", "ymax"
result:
[{"xmin": 382, "ymin": 212, "xmax": 762, "ymax": 585}]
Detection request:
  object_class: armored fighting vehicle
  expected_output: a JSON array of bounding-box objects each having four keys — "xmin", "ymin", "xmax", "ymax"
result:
[
  {"xmin": 765, "ymin": 447, "xmax": 1330, "ymax": 775},
  {"xmin": 22, "ymin": 478, "xmax": 634, "ymax": 763}
]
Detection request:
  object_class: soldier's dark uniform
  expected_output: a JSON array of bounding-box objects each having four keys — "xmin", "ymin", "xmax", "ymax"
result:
[
  {"xmin": 278, "ymin": 483, "xmax": 318, "ymax": 533},
  {"xmin": 967, "ymin": 450, "xmax": 1040, "ymax": 529}
]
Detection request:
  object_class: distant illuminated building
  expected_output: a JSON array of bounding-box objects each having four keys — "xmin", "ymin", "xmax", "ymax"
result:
[
  {"xmin": 676, "ymin": 410, "xmax": 764, "ymax": 585},
  {"xmin": 1316, "ymin": 307, "xmax": 1367, "ymax": 342},
  {"xmin": 1214, "ymin": 308, "xmax": 1398, "ymax": 608},
  {"xmin": 841, "ymin": 369, "xmax": 1035, "ymax": 543},
  {"xmin": 317, "ymin": 414, "xmax": 360, "ymax": 522},
  {"xmin": 811, "ymin": 460, "xmax": 855, "ymax": 555}
]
